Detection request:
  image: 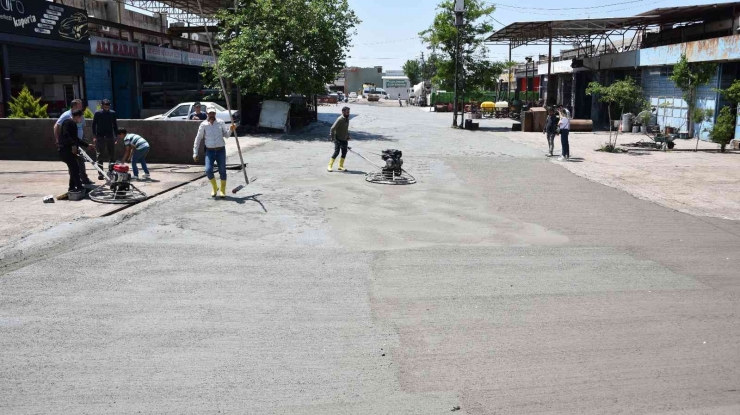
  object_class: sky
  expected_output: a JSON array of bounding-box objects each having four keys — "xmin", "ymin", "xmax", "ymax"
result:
[{"xmin": 344, "ymin": 0, "xmax": 732, "ymax": 70}]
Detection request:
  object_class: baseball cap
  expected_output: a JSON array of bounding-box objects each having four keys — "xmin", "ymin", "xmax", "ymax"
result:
[
  {"xmin": 101, "ymin": 99, "xmax": 111, "ymax": 105},
  {"xmin": 206, "ymin": 106, "xmax": 217, "ymax": 113}
]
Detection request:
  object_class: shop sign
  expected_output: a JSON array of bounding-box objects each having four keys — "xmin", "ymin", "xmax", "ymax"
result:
[
  {"xmin": 386, "ymin": 80, "xmax": 408, "ymax": 88},
  {"xmin": 90, "ymin": 36, "xmax": 142, "ymax": 59},
  {"xmin": 0, "ymin": 0, "xmax": 88, "ymax": 43},
  {"xmin": 182, "ymin": 51, "xmax": 216, "ymax": 67},
  {"xmin": 145, "ymin": 44, "xmax": 183, "ymax": 64}
]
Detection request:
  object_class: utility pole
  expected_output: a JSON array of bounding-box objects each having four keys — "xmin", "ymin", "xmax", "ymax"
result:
[
  {"xmin": 452, "ymin": 0, "xmax": 465, "ymax": 128},
  {"xmin": 421, "ymin": 51, "xmax": 426, "ymax": 106}
]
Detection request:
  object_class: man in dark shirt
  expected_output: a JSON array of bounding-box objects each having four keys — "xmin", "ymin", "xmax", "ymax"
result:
[
  {"xmin": 189, "ymin": 102, "xmax": 208, "ymax": 121},
  {"xmin": 543, "ymin": 108, "xmax": 560, "ymax": 157},
  {"xmin": 92, "ymin": 98, "xmax": 119, "ymax": 180},
  {"xmin": 58, "ymin": 110, "xmax": 91, "ymax": 193}
]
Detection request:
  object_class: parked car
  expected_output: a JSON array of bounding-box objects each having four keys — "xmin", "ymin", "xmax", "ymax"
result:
[
  {"xmin": 349, "ymin": 92, "xmax": 358, "ymax": 99},
  {"xmin": 145, "ymin": 102, "xmax": 239, "ymax": 124}
]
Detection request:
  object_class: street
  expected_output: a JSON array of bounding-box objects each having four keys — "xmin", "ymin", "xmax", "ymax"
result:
[{"xmin": 2, "ymin": 103, "xmax": 740, "ymax": 414}]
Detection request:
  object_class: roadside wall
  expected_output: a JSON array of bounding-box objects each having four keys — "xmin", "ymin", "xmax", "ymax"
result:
[{"xmin": 0, "ymin": 120, "xmax": 203, "ymax": 164}]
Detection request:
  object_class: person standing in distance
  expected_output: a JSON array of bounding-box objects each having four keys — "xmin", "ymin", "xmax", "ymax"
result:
[
  {"xmin": 558, "ymin": 111, "xmax": 571, "ymax": 161},
  {"xmin": 328, "ymin": 106, "xmax": 351, "ymax": 172},
  {"xmin": 543, "ymin": 108, "xmax": 560, "ymax": 157},
  {"xmin": 189, "ymin": 102, "xmax": 207, "ymax": 121},
  {"xmin": 54, "ymin": 99, "xmax": 93, "ymax": 185},
  {"xmin": 193, "ymin": 106, "xmax": 236, "ymax": 198},
  {"xmin": 92, "ymin": 99, "xmax": 118, "ymax": 180}
]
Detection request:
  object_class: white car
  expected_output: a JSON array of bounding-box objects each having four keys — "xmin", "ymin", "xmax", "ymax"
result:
[
  {"xmin": 349, "ymin": 92, "xmax": 358, "ymax": 99},
  {"xmin": 145, "ymin": 102, "xmax": 239, "ymax": 124}
]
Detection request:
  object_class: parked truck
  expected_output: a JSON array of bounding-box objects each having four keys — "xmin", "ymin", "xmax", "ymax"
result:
[{"xmin": 407, "ymin": 81, "xmax": 431, "ymax": 106}]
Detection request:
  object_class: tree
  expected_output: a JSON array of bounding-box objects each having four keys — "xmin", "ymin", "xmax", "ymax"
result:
[
  {"xmin": 419, "ymin": 0, "xmax": 505, "ymax": 93},
  {"xmin": 709, "ymin": 106, "xmax": 734, "ymax": 153},
  {"xmin": 403, "ymin": 59, "xmax": 422, "ymax": 86},
  {"xmin": 84, "ymin": 107, "xmax": 95, "ymax": 119},
  {"xmin": 586, "ymin": 77, "xmax": 644, "ymax": 151},
  {"xmin": 8, "ymin": 85, "xmax": 48, "ymax": 118},
  {"xmin": 211, "ymin": 0, "xmax": 360, "ymax": 97},
  {"xmin": 717, "ymin": 79, "xmax": 740, "ymax": 106},
  {"xmin": 669, "ymin": 54, "xmax": 716, "ymax": 139}
]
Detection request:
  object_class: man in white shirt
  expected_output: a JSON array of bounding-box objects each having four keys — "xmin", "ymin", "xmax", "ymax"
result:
[
  {"xmin": 558, "ymin": 114, "xmax": 571, "ymax": 161},
  {"xmin": 193, "ymin": 106, "xmax": 236, "ymax": 198}
]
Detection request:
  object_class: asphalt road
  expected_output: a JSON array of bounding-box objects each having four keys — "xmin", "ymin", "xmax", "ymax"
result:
[{"xmin": 2, "ymin": 103, "xmax": 740, "ymax": 414}]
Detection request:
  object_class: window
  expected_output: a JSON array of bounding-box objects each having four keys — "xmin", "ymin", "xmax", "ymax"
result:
[{"xmin": 169, "ymin": 105, "xmax": 191, "ymax": 117}]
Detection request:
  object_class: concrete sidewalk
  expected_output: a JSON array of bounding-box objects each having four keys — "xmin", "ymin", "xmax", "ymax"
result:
[
  {"xmin": 444, "ymin": 115, "xmax": 740, "ymax": 221},
  {"xmin": 0, "ymin": 136, "xmax": 269, "ymax": 247}
]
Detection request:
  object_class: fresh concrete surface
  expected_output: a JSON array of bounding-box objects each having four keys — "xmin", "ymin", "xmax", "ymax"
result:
[
  {"xmin": 476, "ymin": 117, "xmax": 740, "ymax": 221},
  {"xmin": 0, "ymin": 136, "xmax": 269, "ymax": 247},
  {"xmin": 1, "ymin": 104, "xmax": 740, "ymax": 414}
]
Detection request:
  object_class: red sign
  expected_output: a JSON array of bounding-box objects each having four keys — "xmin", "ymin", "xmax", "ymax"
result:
[{"xmin": 89, "ymin": 36, "xmax": 142, "ymax": 59}]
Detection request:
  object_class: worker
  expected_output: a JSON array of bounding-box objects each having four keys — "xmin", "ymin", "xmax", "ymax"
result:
[
  {"xmin": 54, "ymin": 99, "xmax": 93, "ymax": 186},
  {"xmin": 58, "ymin": 109, "xmax": 91, "ymax": 194},
  {"xmin": 189, "ymin": 102, "xmax": 207, "ymax": 121},
  {"xmin": 543, "ymin": 108, "xmax": 560, "ymax": 157},
  {"xmin": 328, "ymin": 106, "xmax": 351, "ymax": 172},
  {"xmin": 92, "ymin": 98, "xmax": 118, "ymax": 180},
  {"xmin": 193, "ymin": 106, "xmax": 236, "ymax": 198},
  {"xmin": 119, "ymin": 128, "xmax": 150, "ymax": 180}
]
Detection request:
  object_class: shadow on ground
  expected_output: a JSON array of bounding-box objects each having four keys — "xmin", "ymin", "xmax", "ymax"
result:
[
  {"xmin": 223, "ymin": 193, "xmax": 267, "ymax": 212},
  {"xmin": 478, "ymin": 126, "xmax": 514, "ymax": 132}
]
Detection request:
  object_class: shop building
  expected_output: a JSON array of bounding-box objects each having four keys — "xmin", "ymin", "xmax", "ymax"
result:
[{"xmin": 0, "ymin": 0, "xmax": 90, "ymax": 117}]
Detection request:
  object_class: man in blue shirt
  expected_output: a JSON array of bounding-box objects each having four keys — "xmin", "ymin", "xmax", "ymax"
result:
[
  {"xmin": 54, "ymin": 99, "xmax": 93, "ymax": 185},
  {"xmin": 188, "ymin": 102, "xmax": 207, "ymax": 121},
  {"xmin": 119, "ymin": 128, "xmax": 151, "ymax": 180}
]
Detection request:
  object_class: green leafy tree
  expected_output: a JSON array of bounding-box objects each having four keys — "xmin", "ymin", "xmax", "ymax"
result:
[
  {"xmin": 8, "ymin": 85, "xmax": 48, "ymax": 118},
  {"xmin": 669, "ymin": 54, "xmax": 716, "ymax": 139},
  {"xmin": 419, "ymin": 0, "xmax": 505, "ymax": 93},
  {"xmin": 709, "ymin": 106, "xmax": 735, "ymax": 153},
  {"xmin": 586, "ymin": 77, "xmax": 644, "ymax": 150},
  {"xmin": 403, "ymin": 59, "xmax": 422, "ymax": 86},
  {"xmin": 83, "ymin": 107, "xmax": 94, "ymax": 119},
  {"xmin": 717, "ymin": 79, "xmax": 740, "ymax": 106},
  {"xmin": 211, "ymin": 0, "xmax": 360, "ymax": 97}
]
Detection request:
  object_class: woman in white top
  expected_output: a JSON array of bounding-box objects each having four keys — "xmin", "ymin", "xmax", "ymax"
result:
[{"xmin": 558, "ymin": 113, "xmax": 571, "ymax": 161}]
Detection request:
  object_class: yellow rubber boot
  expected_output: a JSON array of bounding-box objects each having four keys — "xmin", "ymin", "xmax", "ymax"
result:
[
  {"xmin": 338, "ymin": 158, "xmax": 346, "ymax": 172},
  {"xmin": 327, "ymin": 158, "xmax": 335, "ymax": 172},
  {"xmin": 209, "ymin": 178, "xmax": 218, "ymax": 197},
  {"xmin": 218, "ymin": 180, "xmax": 227, "ymax": 198}
]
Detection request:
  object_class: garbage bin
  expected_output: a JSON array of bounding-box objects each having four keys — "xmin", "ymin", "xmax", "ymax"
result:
[{"xmin": 621, "ymin": 113, "xmax": 633, "ymax": 132}]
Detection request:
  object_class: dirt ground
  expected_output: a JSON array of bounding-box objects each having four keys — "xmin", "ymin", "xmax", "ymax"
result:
[{"xmin": 476, "ymin": 119, "xmax": 740, "ymax": 221}]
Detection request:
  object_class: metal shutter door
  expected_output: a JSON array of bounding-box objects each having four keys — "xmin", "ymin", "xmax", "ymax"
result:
[{"xmin": 8, "ymin": 46, "xmax": 84, "ymax": 75}]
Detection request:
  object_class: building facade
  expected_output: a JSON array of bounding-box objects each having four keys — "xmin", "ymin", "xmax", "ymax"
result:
[{"xmin": 1, "ymin": 0, "xmax": 217, "ymax": 119}]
